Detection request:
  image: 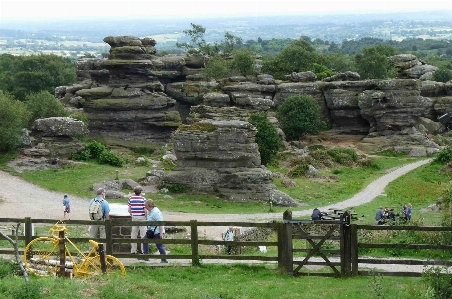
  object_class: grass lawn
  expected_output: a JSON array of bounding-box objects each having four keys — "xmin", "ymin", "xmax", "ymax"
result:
[{"xmin": 0, "ymin": 260, "xmax": 429, "ymax": 299}]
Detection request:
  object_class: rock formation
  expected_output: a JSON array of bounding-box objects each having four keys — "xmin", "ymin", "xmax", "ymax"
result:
[
  {"xmin": 21, "ymin": 117, "xmax": 88, "ymax": 158},
  {"xmin": 55, "ymin": 36, "xmax": 451, "ymax": 158},
  {"xmin": 163, "ymin": 120, "xmax": 300, "ymax": 206}
]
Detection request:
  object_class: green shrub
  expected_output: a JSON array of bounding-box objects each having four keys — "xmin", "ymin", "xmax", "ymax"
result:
[
  {"xmin": 70, "ymin": 112, "xmax": 89, "ymax": 127},
  {"xmin": 289, "ymin": 163, "xmax": 309, "ymax": 177},
  {"xmin": 160, "ymin": 184, "xmax": 187, "ymax": 193},
  {"xmin": 201, "ymin": 54, "xmax": 231, "ymax": 80},
  {"xmin": 98, "ymin": 150, "xmax": 124, "ymax": 167},
  {"xmin": 161, "ymin": 158, "xmax": 176, "ymax": 171},
  {"xmin": 435, "ymin": 143, "xmax": 452, "ymax": 164},
  {"xmin": 326, "ymin": 147, "xmax": 358, "ymax": 166},
  {"xmin": 276, "ymin": 94, "xmax": 326, "ymax": 141},
  {"xmin": 312, "ymin": 63, "xmax": 337, "ymax": 80},
  {"xmin": 0, "ymin": 91, "xmax": 30, "ymax": 152},
  {"xmin": 231, "ymin": 48, "xmax": 256, "ymax": 77},
  {"xmin": 71, "ymin": 140, "xmax": 124, "ymax": 167},
  {"xmin": 422, "ymin": 266, "xmax": 452, "ymax": 299},
  {"xmin": 87, "ymin": 141, "xmax": 107, "ymax": 159},
  {"xmin": 25, "ymin": 91, "xmax": 69, "ymax": 127},
  {"xmin": 248, "ymin": 112, "xmax": 282, "ymax": 165},
  {"xmin": 433, "ymin": 68, "xmax": 452, "ymax": 83}
]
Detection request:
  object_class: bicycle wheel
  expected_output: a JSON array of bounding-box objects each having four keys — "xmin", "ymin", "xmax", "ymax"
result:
[
  {"xmin": 23, "ymin": 237, "xmax": 60, "ymax": 277},
  {"xmin": 80, "ymin": 255, "xmax": 126, "ymax": 277}
]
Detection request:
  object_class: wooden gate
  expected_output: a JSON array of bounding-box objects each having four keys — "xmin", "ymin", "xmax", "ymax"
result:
[{"xmin": 282, "ymin": 210, "xmax": 352, "ymax": 277}]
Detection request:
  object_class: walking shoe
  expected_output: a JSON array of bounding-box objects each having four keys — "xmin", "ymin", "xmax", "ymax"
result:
[{"xmin": 161, "ymin": 260, "xmax": 168, "ymax": 263}]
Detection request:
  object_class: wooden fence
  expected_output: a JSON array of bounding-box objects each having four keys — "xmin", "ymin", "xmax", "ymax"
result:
[{"xmin": 1, "ymin": 215, "xmax": 452, "ymax": 277}]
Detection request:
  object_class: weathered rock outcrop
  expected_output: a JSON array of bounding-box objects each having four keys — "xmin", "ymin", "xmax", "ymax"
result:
[
  {"xmin": 56, "ymin": 36, "xmax": 450, "ymax": 157},
  {"xmin": 389, "ymin": 54, "xmax": 438, "ymax": 80},
  {"xmin": 164, "ymin": 120, "xmax": 301, "ymax": 206},
  {"xmin": 21, "ymin": 117, "xmax": 88, "ymax": 158}
]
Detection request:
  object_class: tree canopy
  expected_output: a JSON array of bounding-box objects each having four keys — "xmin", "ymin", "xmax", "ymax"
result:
[
  {"xmin": 261, "ymin": 39, "xmax": 324, "ymax": 80},
  {"xmin": 355, "ymin": 44, "xmax": 398, "ymax": 79},
  {"xmin": 0, "ymin": 54, "xmax": 76, "ymax": 101},
  {"xmin": 276, "ymin": 95, "xmax": 326, "ymax": 141}
]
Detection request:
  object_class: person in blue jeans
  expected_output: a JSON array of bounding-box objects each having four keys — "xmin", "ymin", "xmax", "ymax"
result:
[{"xmin": 141, "ymin": 199, "xmax": 168, "ymax": 263}]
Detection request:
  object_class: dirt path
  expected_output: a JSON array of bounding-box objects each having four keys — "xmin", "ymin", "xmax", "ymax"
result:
[
  {"xmin": 0, "ymin": 159, "xmax": 432, "ymax": 239},
  {"xmin": 0, "ymin": 159, "xmax": 443, "ymax": 272}
]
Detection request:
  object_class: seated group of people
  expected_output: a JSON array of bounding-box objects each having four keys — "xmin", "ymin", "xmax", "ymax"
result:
[{"xmin": 375, "ymin": 204, "xmax": 412, "ymax": 225}]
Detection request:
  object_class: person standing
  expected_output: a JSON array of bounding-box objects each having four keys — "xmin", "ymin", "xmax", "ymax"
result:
[
  {"xmin": 88, "ymin": 188, "xmax": 110, "ymax": 241},
  {"xmin": 141, "ymin": 199, "xmax": 167, "ymax": 263},
  {"xmin": 406, "ymin": 203, "xmax": 413, "ymax": 220},
  {"xmin": 375, "ymin": 206, "xmax": 383, "ymax": 225},
  {"xmin": 128, "ymin": 186, "xmax": 148, "ymax": 254},
  {"xmin": 222, "ymin": 226, "xmax": 234, "ymax": 255},
  {"xmin": 63, "ymin": 194, "xmax": 70, "ymax": 219}
]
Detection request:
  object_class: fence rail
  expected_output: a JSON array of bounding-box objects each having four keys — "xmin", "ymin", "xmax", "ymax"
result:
[{"xmin": 1, "ymin": 216, "xmax": 452, "ymax": 277}]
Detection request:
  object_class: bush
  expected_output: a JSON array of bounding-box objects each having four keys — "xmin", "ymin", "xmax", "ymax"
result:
[
  {"xmin": 276, "ymin": 95, "xmax": 326, "ymax": 141},
  {"xmin": 98, "ymin": 150, "xmax": 124, "ymax": 167},
  {"xmin": 422, "ymin": 266, "xmax": 452, "ymax": 299},
  {"xmin": 433, "ymin": 68, "xmax": 452, "ymax": 83},
  {"xmin": 86, "ymin": 141, "xmax": 107, "ymax": 159},
  {"xmin": 231, "ymin": 49, "xmax": 256, "ymax": 77},
  {"xmin": 71, "ymin": 140, "xmax": 124, "ymax": 167},
  {"xmin": 201, "ymin": 54, "xmax": 231, "ymax": 80},
  {"xmin": 25, "ymin": 91, "xmax": 69, "ymax": 127},
  {"xmin": 434, "ymin": 143, "xmax": 452, "ymax": 164},
  {"xmin": 248, "ymin": 112, "xmax": 282, "ymax": 165},
  {"xmin": 0, "ymin": 91, "xmax": 30, "ymax": 152},
  {"xmin": 326, "ymin": 148, "xmax": 358, "ymax": 166}
]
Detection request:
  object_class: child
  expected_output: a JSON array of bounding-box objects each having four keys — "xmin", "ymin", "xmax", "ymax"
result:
[{"xmin": 63, "ymin": 194, "xmax": 70, "ymax": 219}]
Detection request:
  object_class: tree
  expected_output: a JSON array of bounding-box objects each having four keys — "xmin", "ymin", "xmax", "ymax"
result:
[
  {"xmin": 276, "ymin": 95, "xmax": 325, "ymax": 141},
  {"xmin": 201, "ymin": 54, "xmax": 231, "ymax": 80},
  {"xmin": 248, "ymin": 112, "xmax": 282, "ymax": 165},
  {"xmin": 0, "ymin": 91, "xmax": 30, "ymax": 152},
  {"xmin": 176, "ymin": 23, "xmax": 242, "ymax": 56},
  {"xmin": 261, "ymin": 39, "xmax": 324, "ymax": 80},
  {"xmin": 0, "ymin": 53, "xmax": 76, "ymax": 101},
  {"xmin": 433, "ymin": 68, "xmax": 452, "ymax": 83},
  {"xmin": 355, "ymin": 44, "xmax": 398, "ymax": 79},
  {"xmin": 25, "ymin": 91, "xmax": 69, "ymax": 127},
  {"xmin": 231, "ymin": 49, "xmax": 256, "ymax": 77}
]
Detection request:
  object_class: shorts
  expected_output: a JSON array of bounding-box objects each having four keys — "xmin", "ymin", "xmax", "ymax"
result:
[{"xmin": 64, "ymin": 206, "xmax": 70, "ymax": 213}]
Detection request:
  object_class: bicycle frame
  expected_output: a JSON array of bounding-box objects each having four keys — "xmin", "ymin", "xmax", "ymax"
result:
[{"xmin": 50, "ymin": 222, "xmax": 104, "ymax": 277}]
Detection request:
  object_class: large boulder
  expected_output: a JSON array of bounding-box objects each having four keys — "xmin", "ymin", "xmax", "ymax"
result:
[
  {"xmin": 165, "ymin": 120, "xmax": 301, "ymax": 206},
  {"xmin": 22, "ymin": 117, "xmax": 88, "ymax": 158}
]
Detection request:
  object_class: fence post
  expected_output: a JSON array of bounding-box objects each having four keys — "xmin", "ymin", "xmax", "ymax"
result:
[
  {"xmin": 59, "ymin": 230, "xmax": 66, "ymax": 277},
  {"xmin": 98, "ymin": 243, "xmax": 107, "ymax": 274},
  {"xmin": 190, "ymin": 220, "xmax": 198, "ymax": 266},
  {"xmin": 340, "ymin": 211, "xmax": 351, "ymax": 277},
  {"xmin": 281, "ymin": 210, "xmax": 293, "ymax": 274},
  {"xmin": 24, "ymin": 217, "xmax": 33, "ymax": 246},
  {"xmin": 350, "ymin": 224, "xmax": 358, "ymax": 276},
  {"xmin": 105, "ymin": 220, "xmax": 113, "ymax": 255}
]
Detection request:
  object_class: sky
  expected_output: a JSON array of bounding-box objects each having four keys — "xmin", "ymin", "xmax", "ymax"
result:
[{"xmin": 1, "ymin": 0, "xmax": 452, "ymax": 21}]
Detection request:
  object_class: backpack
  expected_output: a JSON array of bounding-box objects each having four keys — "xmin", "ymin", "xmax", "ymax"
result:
[{"xmin": 89, "ymin": 199, "xmax": 104, "ymax": 220}]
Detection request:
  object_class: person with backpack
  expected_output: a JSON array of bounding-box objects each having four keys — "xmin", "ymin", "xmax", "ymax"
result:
[
  {"xmin": 88, "ymin": 188, "xmax": 110, "ymax": 242},
  {"xmin": 128, "ymin": 186, "xmax": 148, "ymax": 254}
]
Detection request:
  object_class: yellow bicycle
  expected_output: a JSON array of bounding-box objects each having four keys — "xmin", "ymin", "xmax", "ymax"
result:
[{"xmin": 23, "ymin": 221, "xmax": 126, "ymax": 277}]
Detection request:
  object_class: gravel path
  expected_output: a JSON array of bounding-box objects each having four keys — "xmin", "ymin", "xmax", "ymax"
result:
[
  {"xmin": 0, "ymin": 159, "xmax": 437, "ymax": 272},
  {"xmin": 0, "ymin": 159, "xmax": 433, "ymax": 232}
]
